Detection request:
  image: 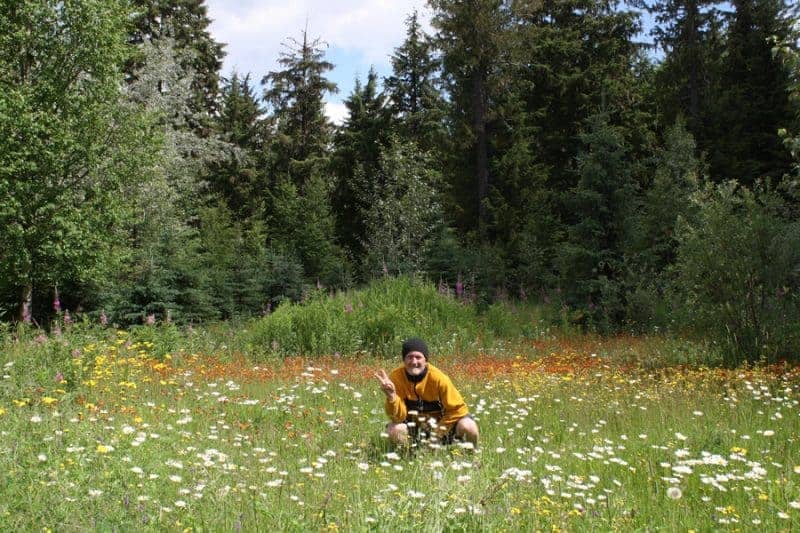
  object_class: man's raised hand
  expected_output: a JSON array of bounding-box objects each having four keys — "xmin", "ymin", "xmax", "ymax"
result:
[{"xmin": 375, "ymin": 369, "xmax": 396, "ymax": 400}]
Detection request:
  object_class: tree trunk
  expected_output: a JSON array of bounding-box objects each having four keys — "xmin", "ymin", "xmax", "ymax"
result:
[{"xmin": 19, "ymin": 284, "xmax": 32, "ymax": 324}]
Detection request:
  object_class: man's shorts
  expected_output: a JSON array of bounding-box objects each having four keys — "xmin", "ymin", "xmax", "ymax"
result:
[{"xmin": 405, "ymin": 414, "xmax": 473, "ymax": 444}]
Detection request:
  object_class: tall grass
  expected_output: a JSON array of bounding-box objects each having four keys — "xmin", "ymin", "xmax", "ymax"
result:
[{"xmin": 241, "ymin": 276, "xmax": 517, "ymax": 358}]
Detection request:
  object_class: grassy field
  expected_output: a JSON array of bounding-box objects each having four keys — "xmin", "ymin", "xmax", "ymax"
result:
[{"xmin": 1, "ymin": 327, "xmax": 799, "ymax": 531}]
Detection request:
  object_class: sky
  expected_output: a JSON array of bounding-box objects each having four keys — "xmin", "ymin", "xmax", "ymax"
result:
[{"xmin": 204, "ymin": 0, "xmax": 434, "ymax": 124}]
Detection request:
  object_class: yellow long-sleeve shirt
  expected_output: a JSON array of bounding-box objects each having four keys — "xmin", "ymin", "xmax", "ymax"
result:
[{"xmin": 384, "ymin": 363, "xmax": 469, "ymax": 431}]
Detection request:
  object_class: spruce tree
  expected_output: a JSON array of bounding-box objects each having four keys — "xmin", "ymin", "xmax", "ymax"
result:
[
  {"xmin": 129, "ymin": 0, "xmax": 225, "ymax": 120},
  {"xmin": 208, "ymin": 72, "xmax": 268, "ymax": 219},
  {"xmin": 384, "ymin": 10, "xmax": 447, "ymax": 148},
  {"xmin": 556, "ymin": 110, "xmax": 635, "ymax": 324},
  {"xmin": 261, "ymin": 30, "xmax": 346, "ymax": 285},
  {"xmin": 429, "ymin": 0, "xmax": 510, "ymax": 237},
  {"xmin": 359, "ymin": 138, "xmax": 444, "ymax": 278},
  {"xmin": 640, "ymin": 0, "xmax": 722, "ymax": 136},
  {"xmin": 111, "ymin": 37, "xmax": 232, "ymax": 324},
  {"xmin": 331, "ymin": 69, "xmax": 392, "ymax": 262},
  {"xmin": 709, "ymin": 0, "xmax": 794, "ymax": 184},
  {"xmin": 488, "ymin": 0, "xmax": 646, "ymax": 296},
  {"xmin": 262, "ymin": 30, "xmax": 337, "ymax": 187}
]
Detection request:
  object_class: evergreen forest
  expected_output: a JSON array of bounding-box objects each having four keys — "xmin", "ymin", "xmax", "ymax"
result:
[{"xmin": 2, "ymin": 0, "xmax": 799, "ymax": 364}]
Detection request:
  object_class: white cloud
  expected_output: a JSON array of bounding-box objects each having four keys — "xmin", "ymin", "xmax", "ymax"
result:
[{"xmin": 325, "ymin": 101, "xmax": 349, "ymax": 126}]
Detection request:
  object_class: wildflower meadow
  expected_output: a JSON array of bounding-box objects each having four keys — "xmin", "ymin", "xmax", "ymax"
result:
[{"xmin": 1, "ymin": 320, "xmax": 799, "ymax": 532}]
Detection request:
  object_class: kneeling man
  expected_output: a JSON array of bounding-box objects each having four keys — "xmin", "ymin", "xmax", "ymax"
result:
[{"xmin": 375, "ymin": 337, "xmax": 479, "ymax": 446}]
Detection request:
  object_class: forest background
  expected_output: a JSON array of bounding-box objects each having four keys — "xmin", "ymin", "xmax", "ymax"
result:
[{"xmin": 1, "ymin": 0, "xmax": 799, "ymax": 366}]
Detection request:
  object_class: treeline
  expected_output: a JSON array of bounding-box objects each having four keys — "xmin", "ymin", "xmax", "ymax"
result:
[{"xmin": 1, "ymin": 0, "xmax": 799, "ymax": 363}]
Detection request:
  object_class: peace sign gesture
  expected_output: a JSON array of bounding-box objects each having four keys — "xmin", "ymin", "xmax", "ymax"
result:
[{"xmin": 375, "ymin": 369, "xmax": 396, "ymax": 400}]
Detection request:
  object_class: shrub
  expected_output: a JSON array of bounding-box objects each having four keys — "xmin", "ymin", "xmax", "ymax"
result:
[
  {"xmin": 672, "ymin": 181, "xmax": 800, "ymax": 365},
  {"xmin": 244, "ymin": 276, "xmax": 481, "ymax": 358}
]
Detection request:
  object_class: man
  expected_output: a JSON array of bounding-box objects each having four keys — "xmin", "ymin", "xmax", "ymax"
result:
[{"xmin": 375, "ymin": 337, "xmax": 479, "ymax": 446}]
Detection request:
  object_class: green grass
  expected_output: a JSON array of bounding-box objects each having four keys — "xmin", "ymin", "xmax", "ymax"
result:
[
  {"xmin": 0, "ymin": 326, "xmax": 799, "ymax": 531},
  {"xmin": 0, "ymin": 278, "xmax": 796, "ymax": 530}
]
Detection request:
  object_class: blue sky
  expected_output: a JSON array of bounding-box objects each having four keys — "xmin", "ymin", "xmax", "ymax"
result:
[{"xmin": 205, "ymin": 0, "xmax": 433, "ymax": 123}]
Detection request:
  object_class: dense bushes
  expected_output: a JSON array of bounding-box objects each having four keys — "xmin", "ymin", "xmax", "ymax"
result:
[{"xmin": 671, "ymin": 181, "xmax": 800, "ymax": 365}]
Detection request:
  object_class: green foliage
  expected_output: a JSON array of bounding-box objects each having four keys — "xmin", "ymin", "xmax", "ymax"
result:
[
  {"xmin": 196, "ymin": 202, "xmax": 281, "ymax": 320},
  {"xmin": 556, "ymin": 110, "xmax": 637, "ymax": 327},
  {"xmin": 268, "ymin": 174, "xmax": 349, "ymax": 286},
  {"xmin": 672, "ymin": 180, "xmax": 800, "ymax": 364},
  {"xmin": 622, "ymin": 118, "xmax": 701, "ymax": 330},
  {"xmin": 384, "ymin": 10, "xmax": 447, "ymax": 147},
  {"xmin": 245, "ymin": 276, "xmax": 481, "ymax": 358},
  {"xmin": 641, "ymin": 0, "xmax": 722, "ymax": 138},
  {"xmin": 2, "ymin": 0, "xmax": 798, "ymax": 358},
  {"xmin": 429, "ymin": 0, "xmax": 509, "ymax": 234},
  {"xmin": 207, "ymin": 73, "xmax": 268, "ymax": 219},
  {"xmin": 0, "ymin": 0, "xmax": 158, "ymax": 323},
  {"xmin": 708, "ymin": 0, "xmax": 795, "ymax": 184},
  {"xmin": 772, "ymin": 10, "xmax": 800, "ymax": 180},
  {"xmin": 260, "ymin": 30, "xmax": 347, "ymax": 287},
  {"xmin": 102, "ymin": 36, "xmax": 240, "ymax": 326},
  {"xmin": 262, "ymin": 30, "xmax": 337, "ymax": 183},
  {"xmin": 331, "ymin": 68, "xmax": 393, "ymax": 261},
  {"xmin": 359, "ymin": 138, "xmax": 445, "ymax": 279},
  {"xmin": 129, "ymin": 0, "xmax": 225, "ymax": 119}
]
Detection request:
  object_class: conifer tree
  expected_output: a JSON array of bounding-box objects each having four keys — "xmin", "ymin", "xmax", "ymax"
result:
[
  {"xmin": 429, "ymin": 0, "xmax": 510, "ymax": 237},
  {"xmin": 556, "ymin": 110, "xmax": 635, "ymax": 323},
  {"xmin": 639, "ymin": 0, "xmax": 722, "ymax": 135},
  {"xmin": 129, "ymin": 0, "xmax": 225, "ymax": 119},
  {"xmin": 331, "ymin": 68, "xmax": 393, "ymax": 262},
  {"xmin": 709, "ymin": 0, "xmax": 794, "ymax": 184},
  {"xmin": 359, "ymin": 138, "xmax": 444, "ymax": 278},
  {"xmin": 110, "ymin": 37, "xmax": 233, "ymax": 324},
  {"xmin": 262, "ymin": 30, "xmax": 337, "ymax": 187},
  {"xmin": 488, "ymin": 0, "xmax": 645, "ymax": 295},
  {"xmin": 208, "ymin": 72, "xmax": 268, "ymax": 219},
  {"xmin": 384, "ymin": 10, "xmax": 447, "ymax": 148},
  {"xmin": 261, "ymin": 30, "xmax": 346, "ymax": 285}
]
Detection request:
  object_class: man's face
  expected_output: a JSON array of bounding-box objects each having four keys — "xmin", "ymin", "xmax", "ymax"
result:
[{"xmin": 403, "ymin": 351, "xmax": 427, "ymax": 376}]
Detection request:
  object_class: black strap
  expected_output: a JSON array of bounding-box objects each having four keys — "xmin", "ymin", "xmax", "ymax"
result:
[{"xmin": 405, "ymin": 398, "xmax": 443, "ymax": 415}]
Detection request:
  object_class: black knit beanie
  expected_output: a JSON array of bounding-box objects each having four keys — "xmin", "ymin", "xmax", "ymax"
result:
[{"xmin": 401, "ymin": 337, "xmax": 429, "ymax": 360}]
